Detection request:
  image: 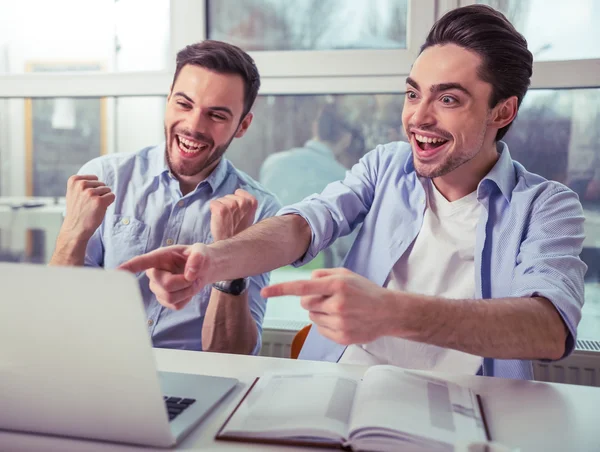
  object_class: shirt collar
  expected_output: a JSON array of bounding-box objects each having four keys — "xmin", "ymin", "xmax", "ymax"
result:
[
  {"xmin": 149, "ymin": 142, "xmax": 170, "ymax": 178},
  {"xmin": 202, "ymin": 156, "xmax": 229, "ymax": 193},
  {"xmin": 403, "ymin": 140, "xmax": 516, "ymax": 202},
  {"xmin": 148, "ymin": 141, "xmax": 230, "ymax": 193},
  {"xmin": 304, "ymin": 139, "xmax": 336, "ymax": 159},
  {"xmin": 479, "ymin": 141, "xmax": 516, "ymax": 203}
]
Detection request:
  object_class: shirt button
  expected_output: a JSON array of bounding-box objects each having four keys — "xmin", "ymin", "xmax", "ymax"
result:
[
  {"xmin": 122, "ymin": 217, "xmax": 130, "ymax": 225},
  {"xmin": 166, "ymin": 238, "xmax": 174, "ymax": 245},
  {"xmin": 147, "ymin": 319, "xmax": 154, "ymax": 326},
  {"xmin": 177, "ymin": 200, "xmax": 185, "ymax": 207}
]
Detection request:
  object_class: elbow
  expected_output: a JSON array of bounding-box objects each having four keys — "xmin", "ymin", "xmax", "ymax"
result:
[
  {"xmin": 544, "ymin": 326, "xmax": 568, "ymax": 361},
  {"xmin": 546, "ymin": 339, "xmax": 566, "ymax": 361}
]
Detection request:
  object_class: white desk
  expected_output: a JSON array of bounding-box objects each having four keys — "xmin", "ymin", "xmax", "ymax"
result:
[{"xmin": 1, "ymin": 349, "xmax": 599, "ymax": 452}]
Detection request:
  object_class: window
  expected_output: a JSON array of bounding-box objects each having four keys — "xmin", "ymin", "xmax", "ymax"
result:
[
  {"xmin": 475, "ymin": 0, "xmax": 600, "ymax": 61},
  {"xmin": 227, "ymin": 93, "xmax": 403, "ymax": 179},
  {"xmin": 0, "ymin": 96, "xmax": 165, "ymax": 263},
  {"xmin": 0, "ymin": 0, "xmax": 598, "ymax": 341},
  {"xmin": 0, "ymin": 0, "xmax": 170, "ymax": 73},
  {"xmin": 207, "ymin": 0, "xmax": 408, "ymax": 51}
]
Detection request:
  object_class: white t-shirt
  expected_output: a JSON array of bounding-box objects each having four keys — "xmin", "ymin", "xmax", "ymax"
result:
[{"xmin": 339, "ymin": 178, "xmax": 484, "ymax": 374}]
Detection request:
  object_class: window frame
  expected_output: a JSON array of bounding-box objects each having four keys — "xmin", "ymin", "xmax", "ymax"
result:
[
  {"xmin": 0, "ymin": 0, "xmax": 597, "ymax": 99},
  {"xmin": 0, "ymin": 0, "xmax": 598, "ymax": 99},
  {"xmin": 457, "ymin": 0, "xmax": 600, "ymax": 89}
]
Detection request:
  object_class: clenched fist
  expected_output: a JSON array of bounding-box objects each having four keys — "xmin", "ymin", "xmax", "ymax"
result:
[
  {"xmin": 62, "ymin": 175, "xmax": 115, "ymax": 240},
  {"xmin": 210, "ymin": 189, "xmax": 258, "ymax": 242}
]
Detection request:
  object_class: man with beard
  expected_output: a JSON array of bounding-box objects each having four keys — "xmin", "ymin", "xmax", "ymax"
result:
[
  {"xmin": 120, "ymin": 5, "xmax": 586, "ymax": 379},
  {"xmin": 50, "ymin": 41, "xmax": 280, "ymax": 355}
]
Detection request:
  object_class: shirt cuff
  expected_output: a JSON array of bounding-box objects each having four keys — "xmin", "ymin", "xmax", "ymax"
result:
[{"xmin": 277, "ymin": 200, "xmax": 333, "ymax": 268}]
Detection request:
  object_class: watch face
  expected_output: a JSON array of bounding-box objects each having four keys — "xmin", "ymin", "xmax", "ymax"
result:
[
  {"xmin": 214, "ymin": 278, "xmax": 248, "ymax": 295},
  {"xmin": 231, "ymin": 278, "xmax": 245, "ymax": 294}
]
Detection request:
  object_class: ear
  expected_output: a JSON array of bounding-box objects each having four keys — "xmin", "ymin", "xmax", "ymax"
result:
[
  {"xmin": 489, "ymin": 96, "xmax": 518, "ymax": 131},
  {"xmin": 234, "ymin": 112, "xmax": 253, "ymax": 138}
]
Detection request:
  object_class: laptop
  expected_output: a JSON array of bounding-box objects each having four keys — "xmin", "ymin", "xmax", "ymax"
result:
[{"xmin": 0, "ymin": 263, "xmax": 238, "ymax": 448}]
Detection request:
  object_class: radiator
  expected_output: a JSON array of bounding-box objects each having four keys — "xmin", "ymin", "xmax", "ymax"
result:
[
  {"xmin": 260, "ymin": 320, "xmax": 304, "ymax": 359},
  {"xmin": 533, "ymin": 339, "xmax": 600, "ymax": 387},
  {"xmin": 261, "ymin": 325, "xmax": 600, "ymax": 387}
]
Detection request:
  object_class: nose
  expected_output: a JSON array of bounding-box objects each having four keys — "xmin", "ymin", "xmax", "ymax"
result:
[
  {"xmin": 185, "ymin": 108, "xmax": 209, "ymax": 135},
  {"xmin": 409, "ymin": 100, "xmax": 436, "ymax": 129}
]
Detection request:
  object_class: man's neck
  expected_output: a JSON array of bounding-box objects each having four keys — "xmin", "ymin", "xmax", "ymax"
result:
[
  {"xmin": 433, "ymin": 142, "xmax": 499, "ymax": 202},
  {"xmin": 175, "ymin": 159, "xmax": 221, "ymax": 196}
]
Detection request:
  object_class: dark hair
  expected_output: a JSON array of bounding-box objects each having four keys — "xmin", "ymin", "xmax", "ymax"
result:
[
  {"xmin": 347, "ymin": 126, "xmax": 366, "ymax": 161},
  {"xmin": 172, "ymin": 40, "xmax": 260, "ymax": 119},
  {"xmin": 421, "ymin": 5, "xmax": 533, "ymax": 140},
  {"xmin": 316, "ymin": 104, "xmax": 353, "ymax": 143}
]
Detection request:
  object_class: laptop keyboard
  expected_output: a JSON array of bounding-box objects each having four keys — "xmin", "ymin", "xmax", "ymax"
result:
[{"xmin": 163, "ymin": 396, "xmax": 196, "ymax": 421}]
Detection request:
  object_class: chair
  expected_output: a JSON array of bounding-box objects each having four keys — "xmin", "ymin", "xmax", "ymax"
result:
[{"xmin": 290, "ymin": 324, "xmax": 312, "ymax": 359}]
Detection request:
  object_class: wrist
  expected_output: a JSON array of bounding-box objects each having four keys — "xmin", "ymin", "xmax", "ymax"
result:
[
  {"xmin": 383, "ymin": 290, "xmax": 427, "ymax": 340},
  {"xmin": 59, "ymin": 223, "xmax": 94, "ymax": 243},
  {"xmin": 50, "ymin": 231, "xmax": 90, "ymax": 266},
  {"xmin": 212, "ymin": 277, "xmax": 249, "ymax": 296}
]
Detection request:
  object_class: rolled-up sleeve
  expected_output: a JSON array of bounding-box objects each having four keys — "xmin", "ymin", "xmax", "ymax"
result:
[
  {"xmin": 512, "ymin": 188, "xmax": 587, "ymax": 359},
  {"xmin": 277, "ymin": 146, "xmax": 381, "ymax": 267}
]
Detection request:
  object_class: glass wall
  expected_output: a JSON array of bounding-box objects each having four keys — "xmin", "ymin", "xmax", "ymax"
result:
[
  {"xmin": 0, "ymin": 96, "xmax": 165, "ymax": 263},
  {"xmin": 0, "ymin": 0, "xmax": 598, "ymax": 340},
  {"xmin": 477, "ymin": 0, "xmax": 600, "ymax": 61},
  {"xmin": 207, "ymin": 0, "xmax": 408, "ymax": 51}
]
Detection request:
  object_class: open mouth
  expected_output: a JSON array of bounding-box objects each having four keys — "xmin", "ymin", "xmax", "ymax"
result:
[
  {"xmin": 413, "ymin": 133, "xmax": 449, "ymax": 152},
  {"xmin": 176, "ymin": 135, "xmax": 210, "ymax": 155}
]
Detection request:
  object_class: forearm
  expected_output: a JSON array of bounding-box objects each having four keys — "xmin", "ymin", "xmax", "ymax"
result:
[
  {"xmin": 201, "ymin": 289, "xmax": 258, "ymax": 354},
  {"xmin": 388, "ymin": 293, "xmax": 568, "ymax": 360},
  {"xmin": 48, "ymin": 230, "xmax": 89, "ymax": 266},
  {"xmin": 207, "ymin": 215, "xmax": 312, "ymax": 283}
]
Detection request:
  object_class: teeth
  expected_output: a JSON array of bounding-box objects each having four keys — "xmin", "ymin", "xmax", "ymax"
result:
[
  {"xmin": 178, "ymin": 136, "xmax": 208, "ymax": 153},
  {"xmin": 415, "ymin": 134, "xmax": 447, "ymax": 144}
]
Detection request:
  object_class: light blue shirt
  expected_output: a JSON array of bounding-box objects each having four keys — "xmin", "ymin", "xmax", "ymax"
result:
[
  {"xmin": 80, "ymin": 143, "xmax": 281, "ymax": 354},
  {"xmin": 280, "ymin": 141, "xmax": 586, "ymax": 379}
]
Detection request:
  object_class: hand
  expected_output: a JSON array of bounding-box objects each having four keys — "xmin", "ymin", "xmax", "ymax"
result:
[
  {"xmin": 118, "ymin": 243, "xmax": 213, "ymax": 310},
  {"xmin": 62, "ymin": 175, "xmax": 115, "ymax": 240},
  {"xmin": 261, "ymin": 268, "xmax": 395, "ymax": 345},
  {"xmin": 210, "ymin": 189, "xmax": 258, "ymax": 242}
]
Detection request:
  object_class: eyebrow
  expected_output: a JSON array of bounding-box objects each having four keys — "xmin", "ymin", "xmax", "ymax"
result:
[
  {"xmin": 405, "ymin": 77, "xmax": 472, "ymax": 97},
  {"xmin": 208, "ymin": 106, "xmax": 234, "ymax": 117},
  {"xmin": 173, "ymin": 92, "xmax": 194, "ymax": 103},
  {"xmin": 173, "ymin": 92, "xmax": 234, "ymax": 117}
]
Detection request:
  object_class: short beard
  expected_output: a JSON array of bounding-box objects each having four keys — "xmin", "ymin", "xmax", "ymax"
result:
[
  {"xmin": 414, "ymin": 122, "xmax": 488, "ymax": 179},
  {"xmin": 165, "ymin": 127, "xmax": 237, "ymax": 178},
  {"xmin": 415, "ymin": 152, "xmax": 474, "ymax": 179}
]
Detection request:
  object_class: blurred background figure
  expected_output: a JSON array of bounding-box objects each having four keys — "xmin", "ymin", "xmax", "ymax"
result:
[
  {"xmin": 260, "ymin": 104, "xmax": 364, "ymax": 266},
  {"xmin": 260, "ymin": 104, "xmax": 360, "ymax": 205}
]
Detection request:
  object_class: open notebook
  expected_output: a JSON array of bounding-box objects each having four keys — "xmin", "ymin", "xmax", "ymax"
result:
[{"xmin": 216, "ymin": 365, "xmax": 490, "ymax": 451}]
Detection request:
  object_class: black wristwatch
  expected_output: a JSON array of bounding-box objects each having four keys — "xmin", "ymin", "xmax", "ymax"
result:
[{"xmin": 212, "ymin": 278, "xmax": 249, "ymax": 296}]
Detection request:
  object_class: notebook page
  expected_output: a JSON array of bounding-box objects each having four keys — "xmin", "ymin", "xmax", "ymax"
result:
[
  {"xmin": 348, "ymin": 366, "xmax": 487, "ymax": 446},
  {"xmin": 221, "ymin": 372, "xmax": 359, "ymax": 441}
]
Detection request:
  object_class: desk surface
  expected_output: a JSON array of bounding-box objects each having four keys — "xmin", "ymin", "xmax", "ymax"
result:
[{"xmin": 1, "ymin": 349, "xmax": 599, "ymax": 452}]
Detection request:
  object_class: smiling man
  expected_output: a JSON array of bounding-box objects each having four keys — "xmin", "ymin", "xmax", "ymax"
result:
[
  {"xmin": 50, "ymin": 41, "xmax": 280, "ymax": 355},
  {"xmin": 120, "ymin": 6, "xmax": 586, "ymax": 379}
]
